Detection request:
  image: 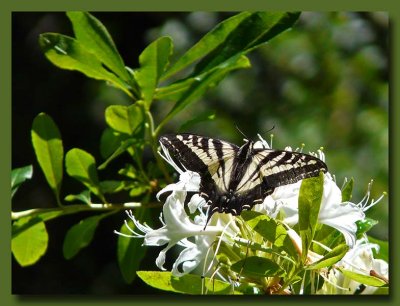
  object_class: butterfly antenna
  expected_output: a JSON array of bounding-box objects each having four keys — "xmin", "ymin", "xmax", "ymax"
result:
[
  {"xmin": 265, "ymin": 125, "xmax": 275, "ymax": 134},
  {"xmin": 235, "ymin": 125, "xmax": 248, "ymax": 141}
]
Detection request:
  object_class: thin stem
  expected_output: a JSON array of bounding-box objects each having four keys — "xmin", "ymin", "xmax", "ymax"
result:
[
  {"xmin": 144, "ymin": 109, "xmax": 172, "ymax": 182},
  {"xmin": 11, "ymin": 202, "xmax": 143, "ymax": 221}
]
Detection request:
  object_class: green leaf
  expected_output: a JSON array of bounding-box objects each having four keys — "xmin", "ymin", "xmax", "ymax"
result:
[
  {"xmin": 11, "ymin": 165, "xmax": 33, "ymax": 198},
  {"xmin": 339, "ymin": 269, "xmax": 387, "ymax": 287},
  {"xmin": 105, "ymin": 104, "xmax": 143, "ymax": 135},
  {"xmin": 117, "ymin": 208, "xmax": 149, "ymax": 283},
  {"xmin": 298, "ymin": 172, "xmax": 324, "ymax": 262},
  {"xmin": 12, "ymin": 217, "xmax": 48, "ymax": 267},
  {"xmin": 66, "ymin": 12, "xmax": 130, "ymax": 82},
  {"xmin": 64, "ymin": 190, "xmax": 91, "ymax": 204},
  {"xmin": 193, "ymin": 12, "xmax": 300, "ymax": 75},
  {"xmin": 135, "ymin": 36, "xmax": 173, "ymax": 108},
  {"xmin": 154, "ymin": 77, "xmax": 196, "ymax": 101},
  {"xmin": 31, "ymin": 113, "xmax": 63, "ymax": 205},
  {"xmin": 312, "ymin": 224, "xmax": 343, "ymax": 253},
  {"xmin": 136, "ymin": 271, "xmax": 239, "ymax": 294},
  {"xmin": 162, "ymin": 12, "xmax": 251, "ymax": 80},
  {"xmin": 306, "ymin": 244, "xmax": 349, "ymax": 270},
  {"xmin": 65, "ymin": 148, "xmax": 105, "ymax": 202},
  {"xmin": 241, "ymin": 211, "xmax": 297, "ymax": 258},
  {"xmin": 356, "ymin": 218, "xmax": 378, "ymax": 238},
  {"xmin": 99, "ymin": 180, "xmax": 125, "ymax": 194},
  {"xmin": 231, "ymin": 256, "xmax": 286, "ymax": 278},
  {"xmin": 159, "ymin": 55, "xmax": 250, "ymax": 127},
  {"xmin": 63, "ymin": 214, "xmax": 104, "ymax": 259},
  {"xmin": 341, "ymin": 178, "xmax": 354, "ymax": 202},
  {"xmin": 39, "ymin": 33, "xmax": 132, "ymax": 97},
  {"xmin": 368, "ymin": 236, "xmax": 389, "ymax": 262}
]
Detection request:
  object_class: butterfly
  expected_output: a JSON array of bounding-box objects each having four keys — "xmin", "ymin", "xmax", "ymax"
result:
[{"xmin": 159, "ymin": 133, "xmax": 327, "ymax": 224}]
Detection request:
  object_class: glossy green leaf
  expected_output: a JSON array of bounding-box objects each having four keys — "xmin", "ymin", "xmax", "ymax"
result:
[
  {"xmin": 241, "ymin": 211, "xmax": 297, "ymax": 258},
  {"xmin": 99, "ymin": 180, "xmax": 125, "ymax": 194},
  {"xmin": 231, "ymin": 256, "xmax": 286, "ymax": 278},
  {"xmin": 136, "ymin": 271, "xmax": 239, "ymax": 294},
  {"xmin": 193, "ymin": 12, "xmax": 300, "ymax": 75},
  {"xmin": 12, "ymin": 217, "xmax": 48, "ymax": 267},
  {"xmin": 298, "ymin": 172, "xmax": 324, "ymax": 262},
  {"xmin": 117, "ymin": 208, "xmax": 149, "ymax": 283},
  {"xmin": 31, "ymin": 113, "xmax": 63, "ymax": 205},
  {"xmin": 306, "ymin": 244, "xmax": 349, "ymax": 270},
  {"xmin": 341, "ymin": 177, "xmax": 354, "ymax": 202},
  {"xmin": 339, "ymin": 269, "xmax": 387, "ymax": 287},
  {"xmin": 356, "ymin": 218, "xmax": 378, "ymax": 238},
  {"xmin": 162, "ymin": 12, "xmax": 251, "ymax": 80},
  {"xmin": 11, "ymin": 165, "xmax": 33, "ymax": 198},
  {"xmin": 105, "ymin": 104, "xmax": 143, "ymax": 135},
  {"xmin": 67, "ymin": 12, "xmax": 130, "ymax": 82},
  {"xmin": 65, "ymin": 148, "xmax": 105, "ymax": 202},
  {"xmin": 63, "ymin": 214, "xmax": 103, "ymax": 259},
  {"xmin": 135, "ymin": 36, "xmax": 172, "ymax": 107},
  {"xmin": 39, "ymin": 33, "xmax": 131, "ymax": 97},
  {"xmin": 159, "ymin": 55, "xmax": 250, "ymax": 127},
  {"xmin": 312, "ymin": 224, "xmax": 343, "ymax": 253},
  {"xmin": 64, "ymin": 190, "xmax": 91, "ymax": 204},
  {"xmin": 155, "ymin": 76, "xmax": 197, "ymax": 101}
]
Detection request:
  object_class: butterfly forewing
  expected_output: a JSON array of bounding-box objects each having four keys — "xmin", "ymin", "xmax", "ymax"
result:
[{"xmin": 159, "ymin": 134, "xmax": 238, "ymax": 191}]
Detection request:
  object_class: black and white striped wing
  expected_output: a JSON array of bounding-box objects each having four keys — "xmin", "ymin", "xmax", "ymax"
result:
[
  {"xmin": 241, "ymin": 149, "xmax": 327, "ymax": 192},
  {"xmin": 159, "ymin": 134, "xmax": 238, "ymax": 194},
  {"xmin": 159, "ymin": 134, "xmax": 328, "ymax": 224}
]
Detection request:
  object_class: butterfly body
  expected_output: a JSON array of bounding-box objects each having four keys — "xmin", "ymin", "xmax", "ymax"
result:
[{"xmin": 159, "ymin": 134, "xmax": 327, "ymax": 223}]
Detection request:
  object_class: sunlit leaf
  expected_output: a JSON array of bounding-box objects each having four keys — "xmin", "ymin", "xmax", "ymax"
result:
[
  {"xmin": 231, "ymin": 256, "xmax": 286, "ymax": 278},
  {"xmin": 31, "ymin": 113, "xmax": 63, "ymax": 205},
  {"xmin": 159, "ymin": 55, "xmax": 250, "ymax": 126},
  {"xmin": 241, "ymin": 211, "xmax": 297, "ymax": 258},
  {"xmin": 298, "ymin": 172, "xmax": 324, "ymax": 262},
  {"xmin": 105, "ymin": 104, "xmax": 143, "ymax": 135},
  {"xmin": 162, "ymin": 11, "xmax": 250, "ymax": 80},
  {"xmin": 135, "ymin": 36, "xmax": 172, "ymax": 108},
  {"xmin": 12, "ymin": 217, "xmax": 48, "ymax": 267},
  {"xmin": 11, "ymin": 165, "xmax": 33, "ymax": 198},
  {"xmin": 65, "ymin": 148, "xmax": 105, "ymax": 202},
  {"xmin": 64, "ymin": 190, "xmax": 92, "ymax": 204},
  {"xmin": 306, "ymin": 244, "xmax": 349, "ymax": 270},
  {"xmin": 356, "ymin": 218, "xmax": 378, "ymax": 238},
  {"xmin": 136, "ymin": 271, "xmax": 239, "ymax": 294},
  {"xmin": 193, "ymin": 12, "xmax": 300, "ymax": 75},
  {"xmin": 39, "ymin": 33, "xmax": 132, "ymax": 97},
  {"xmin": 339, "ymin": 269, "xmax": 387, "ymax": 287},
  {"xmin": 341, "ymin": 178, "xmax": 354, "ymax": 202},
  {"xmin": 67, "ymin": 11, "xmax": 130, "ymax": 82}
]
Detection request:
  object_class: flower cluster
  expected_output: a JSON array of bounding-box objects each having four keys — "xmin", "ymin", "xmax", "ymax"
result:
[{"xmin": 116, "ymin": 135, "xmax": 388, "ymax": 294}]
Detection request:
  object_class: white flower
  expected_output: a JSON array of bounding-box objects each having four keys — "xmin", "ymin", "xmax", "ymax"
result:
[
  {"xmin": 258, "ymin": 143, "xmax": 377, "ymax": 248},
  {"xmin": 319, "ymin": 237, "xmax": 389, "ymax": 294}
]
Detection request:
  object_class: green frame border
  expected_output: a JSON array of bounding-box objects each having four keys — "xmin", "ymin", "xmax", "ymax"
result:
[{"xmin": 2, "ymin": 0, "xmax": 398, "ymax": 305}]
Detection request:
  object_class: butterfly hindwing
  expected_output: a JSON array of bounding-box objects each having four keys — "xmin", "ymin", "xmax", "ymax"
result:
[{"xmin": 159, "ymin": 134, "xmax": 328, "ymax": 223}]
